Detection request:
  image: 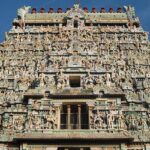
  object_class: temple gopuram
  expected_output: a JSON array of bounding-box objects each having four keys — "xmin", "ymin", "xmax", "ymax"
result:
[{"xmin": 0, "ymin": 3, "xmax": 150, "ymax": 150}]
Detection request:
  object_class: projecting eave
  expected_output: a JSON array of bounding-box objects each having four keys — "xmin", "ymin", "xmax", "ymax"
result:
[{"xmin": 13, "ymin": 131, "xmax": 134, "ymax": 143}]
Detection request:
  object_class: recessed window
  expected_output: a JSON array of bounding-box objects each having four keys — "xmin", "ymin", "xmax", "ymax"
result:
[
  {"xmin": 74, "ymin": 20, "xmax": 78, "ymax": 28},
  {"xmin": 61, "ymin": 104, "xmax": 89, "ymax": 129},
  {"xmin": 69, "ymin": 76, "xmax": 80, "ymax": 88}
]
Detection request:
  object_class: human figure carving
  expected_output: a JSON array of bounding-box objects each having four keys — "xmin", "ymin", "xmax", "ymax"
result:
[{"xmin": 107, "ymin": 111, "xmax": 114, "ymax": 129}]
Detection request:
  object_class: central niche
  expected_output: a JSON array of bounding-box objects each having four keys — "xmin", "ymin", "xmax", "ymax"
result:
[{"xmin": 69, "ymin": 76, "xmax": 81, "ymax": 88}]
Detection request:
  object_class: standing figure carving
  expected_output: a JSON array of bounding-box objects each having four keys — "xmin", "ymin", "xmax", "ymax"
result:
[
  {"xmin": 44, "ymin": 104, "xmax": 57, "ymax": 129},
  {"xmin": 107, "ymin": 111, "xmax": 115, "ymax": 129}
]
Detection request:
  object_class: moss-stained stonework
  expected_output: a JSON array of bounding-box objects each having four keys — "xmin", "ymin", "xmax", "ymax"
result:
[{"xmin": 0, "ymin": 4, "xmax": 149, "ymax": 150}]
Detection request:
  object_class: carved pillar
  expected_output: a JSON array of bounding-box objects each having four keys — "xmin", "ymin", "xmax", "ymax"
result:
[
  {"xmin": 120, "ymin": 144, "xmax": 127, "ymax": 150},
  {"xmin": 90, "ymin": 148, "xmax": 100, "ymax": 150},
  {"xmin": 145, "ymin": 144, "xmax": 150, "ymax": 150},
  {"xmin": 56, "ymin": 106, "xmax": 61, "ymax": 129},
  {"xmin": 78, "ymin": 104, "xmax": 81, "ymax": 129},
  {"xmin": 86, "ymin": 101, "xmax": 95, "ymax": 129},
  {"xmin": 20, "ymin": 143, "xmax": 27, "ymax": 150},
  {"xmin": 89, "ymin": 106, "xmax": 93, "ymax": 129},
  {"xmin": 46, "ymin": 147, "xmax": 58, "ymax": 150},
  {"xmin": 3, "ymin": 146, "xmax": 7, "ymax": 150},
  {"xmin": 0, "ymin": 144, "xmax": 7, "ymax": 150},
  {"xmin": 53, "ymin": 102, "xmax": 62, "ymax": 130},
  {"xmin": 67, "ymin": 105, "xmax": 71, "ymax": 129}
]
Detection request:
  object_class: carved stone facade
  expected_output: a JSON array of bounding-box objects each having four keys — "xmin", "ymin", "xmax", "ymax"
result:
[{"xmin": 0, "ymin": 3, "xmax": 149, "ymax": 150}]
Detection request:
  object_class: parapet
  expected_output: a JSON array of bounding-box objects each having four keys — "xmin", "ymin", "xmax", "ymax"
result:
[{"xmin": 13, "ymin": 4, "xmax": 140, "ymax": 27}]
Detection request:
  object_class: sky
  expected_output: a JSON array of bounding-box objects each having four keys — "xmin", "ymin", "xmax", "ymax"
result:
[{"xmin": 0, "ymin": 0, "xmax": 149, "ymax": 42}]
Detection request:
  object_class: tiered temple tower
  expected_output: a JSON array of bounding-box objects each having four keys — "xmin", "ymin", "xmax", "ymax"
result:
[{"xmin": 0, "ymin": 4, "xmax": 150, "ymax": 150}]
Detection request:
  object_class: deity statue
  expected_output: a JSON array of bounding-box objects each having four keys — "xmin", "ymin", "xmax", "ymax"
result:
[
  {"xmin": 28, "ymin": 111, "xmax": 41, "ymax": 130},
  {"xmin": 3, "ymin": 114, "xmax": 13, "ymax": 130},
  {"xmin": 93, "ymin": 110, "xmax": 104, "ymax": 129},
  {"xmin": 117, "ymin": 111, "xmax": 126, "ymax": 129},
  {"xmin": 107, "ymin": 111, "xmax": 115, "ymax": 129},
  {"xmin": 13, "ymin": 115, "xmax": 25, "ymax": 131},
  {"xmin": 44, "ymin": 104, "xmax": 57, "ymax": 129}
]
